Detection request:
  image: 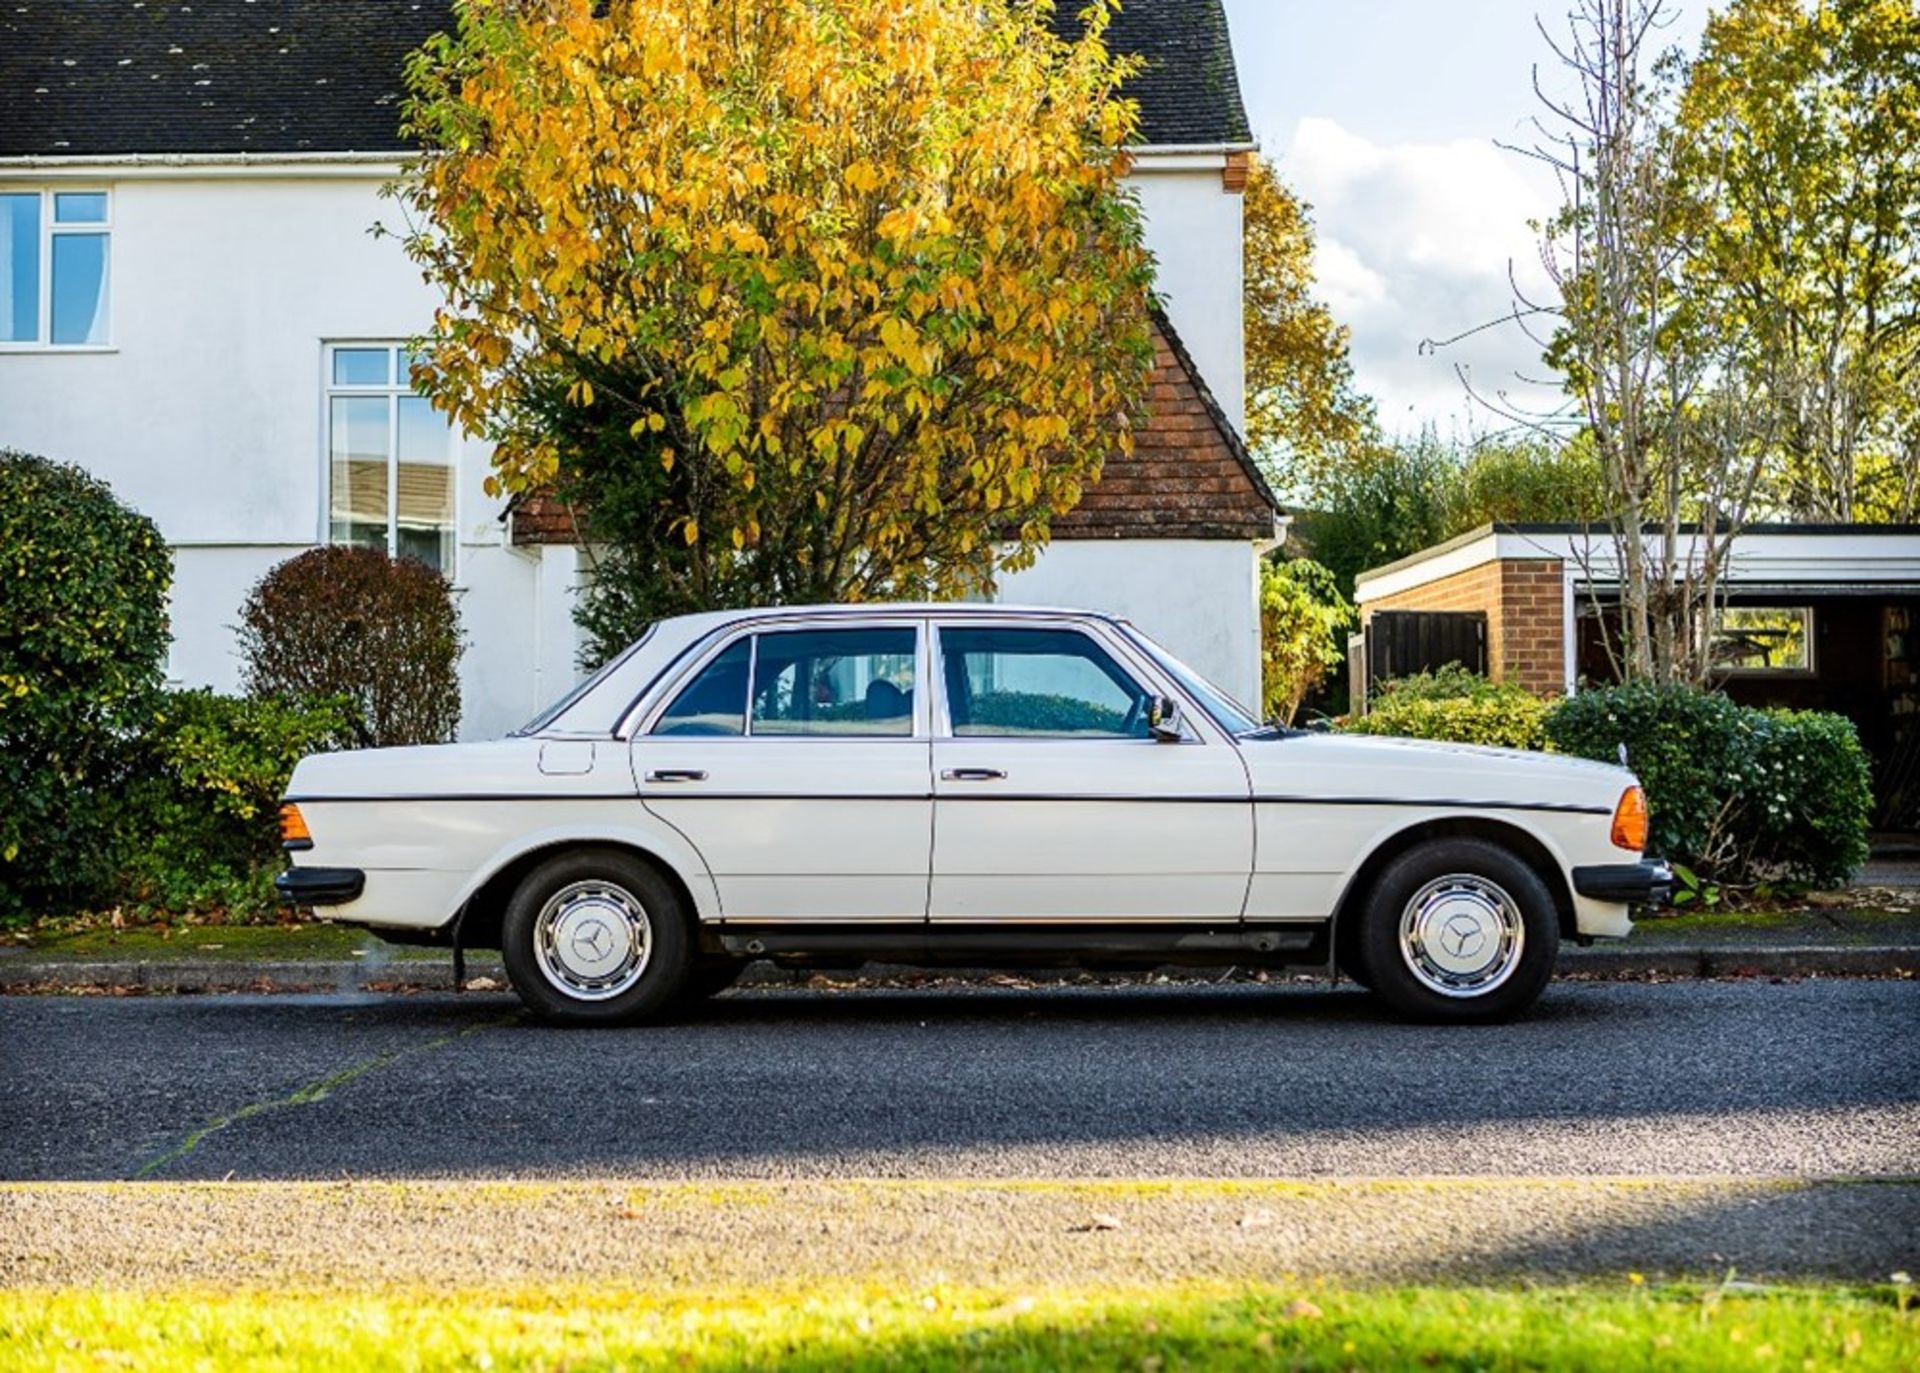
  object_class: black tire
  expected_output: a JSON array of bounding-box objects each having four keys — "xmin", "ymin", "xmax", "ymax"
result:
[
  {"xmin": 501, "ymin": 847, "xmax": 692, "ymax": 1025},
  {"xmin": 1355, "ymin": 837, "xmax": 1559, "ymax": 1023}
]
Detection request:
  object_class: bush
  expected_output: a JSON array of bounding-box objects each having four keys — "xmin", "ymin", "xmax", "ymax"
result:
[
  {"xmin": 114, "ymin": 690, "xmax": 357, "ymax": 915},
  {"xmin": 1373, "ymin": 664, "xmax": 1514, "ymax": 704},
  {"xmin": 1544, "ymin": 683, "xmax": 1870, "ymax": 887},
  {"xmin": 238, "ymin": 546, "xmax": 465, "ymax": 748},
  {"xmin": 1740, "ymin": 710, "xmax": 1874, "ymax": 887},
  {"xmin": 1340, "ymin": 669, "xmax": 1552, "ymax": 751},
  {"xmin": 0, "ymin": 450, "xmax": 172, "ymax": 920},
  {"xmin": 1260, "ymin": 558, "xmax": 1352, "ymax": 725}
]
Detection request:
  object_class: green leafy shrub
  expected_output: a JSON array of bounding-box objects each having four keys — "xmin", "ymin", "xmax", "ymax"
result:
[
  {"xmin": 1260, "ymin": 558, "xmax": 1352, "ymax": 725},
  {"xmin": 1544, "ymin": 683, "xmax": 1870, "ymax": 887},
  {"xmin": 0, "ymin": 450, "xmax": 172, "ymax": 920},
  {"xmin": 237, "ymin": 546, "xmax": 465, "ymax": 748},
  {"xmin": 1735, "ymin": 709, "xmax": 1872, "ymax": 887},
  {"xmin": 1343, "ymin": 694, "xmax": 1551, "ymax": 751},
  {"xmin": 113, "ymin": 690, "xmax": 357, "ymax": 916},
  {"xmin": 1373, "ymin": 664, "xmax": 1514, "ymax": 704},
  {"xmin": 1340, "ymin": 668, "xmax": 1551, "ymax": 750}
]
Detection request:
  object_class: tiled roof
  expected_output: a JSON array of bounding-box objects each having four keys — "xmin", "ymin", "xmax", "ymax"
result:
[
  {"xmin": 0, "ymin": 2, "xmax": 446, "ymax": 157},
  {"xmin": 1051, "ymin": 308, "xmax": 1278, "ymax": 541},
  {"xmin": 0, "ymin": 1, "xmax": 1251, "ymax": 158},
  {"xmin": 510, "ymin": 312, "xmax": 1280, "ymax": 549}
]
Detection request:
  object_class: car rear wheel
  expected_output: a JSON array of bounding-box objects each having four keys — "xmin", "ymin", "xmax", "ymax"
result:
[
  {"xmin": 1356, "ymin": 837, "xmax": 1559, "ymax": 1023},
  {"xmin": 502, "ymin": 848, "xmax": 691, "ymax": 1025}
]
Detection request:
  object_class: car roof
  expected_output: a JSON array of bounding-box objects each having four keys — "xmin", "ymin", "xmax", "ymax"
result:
[{"xmin": 656, "ymin": 602, "xmax": 1121, "ymax": 632}]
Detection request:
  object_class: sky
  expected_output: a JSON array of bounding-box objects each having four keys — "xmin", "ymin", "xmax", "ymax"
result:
[{"xmin": 1217, "ymin": 0, "xmax": 1709, "ymax": 437}]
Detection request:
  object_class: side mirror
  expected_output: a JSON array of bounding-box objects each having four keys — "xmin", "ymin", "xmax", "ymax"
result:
[{"xmin": 1147, "ymin": 694, "xmax": 1184, "ymax": 742}]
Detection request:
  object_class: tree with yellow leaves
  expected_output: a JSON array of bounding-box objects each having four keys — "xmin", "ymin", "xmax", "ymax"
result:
[
  {"xmin": 1242, "ymin": 155, "xmax": 1374, "ymax": 494},
  {"xmin": 394, "ymin": 0, "xmax": 1155, "ymax": 641}
]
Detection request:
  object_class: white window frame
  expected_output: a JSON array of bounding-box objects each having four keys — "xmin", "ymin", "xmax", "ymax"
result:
[
  {"xmin": 320, "ymin": 341, "xmax": 460, "ymax": 579},
  {"xmin": 0, "ymin": 186, "xmax": 113, "ymax": 351}
]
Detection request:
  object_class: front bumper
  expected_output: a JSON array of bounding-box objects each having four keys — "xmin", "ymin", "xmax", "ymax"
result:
[
  {"xmin": 1572, "ymin": 860, "xmax": 1673, "ymax": 906},
  {"xmin": 275, "ymin": 865, "xmax": 366, "ymax": 907}
]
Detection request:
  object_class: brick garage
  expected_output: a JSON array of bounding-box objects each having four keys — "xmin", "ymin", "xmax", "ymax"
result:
[
  {"xmin": 1358, "ymin": 548, "xmax": 1566, "ymax": 696},
  {"xmin": 1355, "ymin": 524, "xmax": 1920, "ymax": 830}
]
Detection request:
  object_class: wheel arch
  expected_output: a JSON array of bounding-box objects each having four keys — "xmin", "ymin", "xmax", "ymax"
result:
[
  {"xmin": 1328, "ymin": 814, "xmax": 1578, "ymax": 974},
  {"xmin": 452, "ymin": 831, "xmax": 718, "ymax": 953}
]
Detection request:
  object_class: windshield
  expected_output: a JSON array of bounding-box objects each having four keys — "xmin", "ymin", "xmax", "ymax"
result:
[
  {"xmin": 512, "ymin": 628, "xmax": 654, "ymax": 736},
  {"xmin": 1121, "ymin": 625, "xmax": 1263, "ymax": 735}
]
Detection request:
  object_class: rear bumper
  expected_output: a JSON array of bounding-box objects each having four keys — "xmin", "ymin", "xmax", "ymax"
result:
[
  {"xmin": 275, "ymin": 865, "xmax": 367, "ymax": 907},
  {"xmin": 1572, "ymin": 860, "xmax": 1673, "ymax": 906}
]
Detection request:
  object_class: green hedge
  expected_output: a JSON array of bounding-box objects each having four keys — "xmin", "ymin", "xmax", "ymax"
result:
[
  {"xmin": 113, "ymin": 690, "xmax": 357, "ymax": 916},
  {"xmin": 1341, "ymin": 669, "xmax": 1551, "ymax": 751},
  {"xmin": 1545, "ymin": 683, "xmax": 1871, "ymax": 887},
  {"xmin": 0, "ymin": 450, "xmax": 172, "ymax": 920}
]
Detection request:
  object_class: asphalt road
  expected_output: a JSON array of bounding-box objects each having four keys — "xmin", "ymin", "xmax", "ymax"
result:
[{"xmin": 4, "ymin": 979, "xmax": 1916, "ymax": 1182}]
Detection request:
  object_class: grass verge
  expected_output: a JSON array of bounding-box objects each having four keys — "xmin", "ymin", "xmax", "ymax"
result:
[{"xmin": 0, "ymin": 1280, "xmax": 1912, "ymax": 1372}]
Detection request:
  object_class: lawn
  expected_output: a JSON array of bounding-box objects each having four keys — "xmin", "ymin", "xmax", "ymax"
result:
[{"xmin": 1, "ymin": 1280, "xmax": 1911, "ymax": 1371}]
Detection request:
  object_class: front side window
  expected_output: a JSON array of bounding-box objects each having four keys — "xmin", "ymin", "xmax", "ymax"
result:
[
  {"xmin": 325, "ymin": 344, "xmax": 456, "ymax": 575},
  {"xmin": 751, "ymin": 628, "xmax": 916, "ymax": 736},
  {"xmin": 940, "ymin": 626, "xmax": 1151, "ymax": 738},
  {"xmin": 0, "ymin": 188, "xmax": 110, "ymax": 346}
]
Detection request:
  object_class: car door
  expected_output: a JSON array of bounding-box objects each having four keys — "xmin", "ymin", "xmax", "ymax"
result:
[
  {"xmin": 633, "ymin": 619, "xmax": 933, "ymax": 922},
  {"xmin": 928, "ymin": 619, "xmax": 1253, "ymax": 923}
]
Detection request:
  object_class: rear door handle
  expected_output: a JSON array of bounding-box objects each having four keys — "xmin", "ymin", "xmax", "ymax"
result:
[
  {"xmin": 941, "ymin": 768, "xmax": 1007, "ymax": 782},
  {"xmin": 646, "ymin": 769, "xmax": 708, "ymax": 783}
]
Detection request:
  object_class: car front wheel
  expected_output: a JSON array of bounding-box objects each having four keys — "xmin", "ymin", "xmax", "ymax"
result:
[
  {"xmin": 501, "ymin": 848, "xmax": 691, "ymax": 1025},
  {"xmin": 1355, "ymin": 837, "xmax": 1559, "ymax": 1023}
]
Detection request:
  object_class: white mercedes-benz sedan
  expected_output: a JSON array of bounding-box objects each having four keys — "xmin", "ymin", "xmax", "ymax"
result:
[{"xmin": 277, "ymin": 604, "xmax": 1667, "ymax": 1024}]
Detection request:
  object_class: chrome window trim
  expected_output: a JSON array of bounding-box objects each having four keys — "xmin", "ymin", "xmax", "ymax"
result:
[
  {"xmin": 925, "ymin": 615, "xmax": 1217, "ymax": 745},
  {"xmin": 630, "ymin": 614, "xmax": 934, "ymax": 742},
  {"xmin": 614, "ymin": 606, "xmax": 1220, "ymax": 745}
]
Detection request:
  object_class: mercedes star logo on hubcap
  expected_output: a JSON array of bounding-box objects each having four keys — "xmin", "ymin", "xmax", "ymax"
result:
[
  {"xmin": 572, "ymin": 918, "xmax": 611, "ymax": 963},
  {"xmin": 1441, "ymin": 913, "xmax": 1486, "ymax": 960}
]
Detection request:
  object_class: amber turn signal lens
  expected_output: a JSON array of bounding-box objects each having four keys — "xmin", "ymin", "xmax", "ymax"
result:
[
  {"xmin": 279, "ymin": 803, "xmax": 312, "ymax": 848},
  {"xmin": 1610, "ymin": 786, "xmax": 1649, "ymax": 852}
]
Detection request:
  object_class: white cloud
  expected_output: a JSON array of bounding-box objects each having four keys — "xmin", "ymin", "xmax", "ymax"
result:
[{"xmin": 1275, "ymin": 117, "xmax": 1564, "ymax": 435}]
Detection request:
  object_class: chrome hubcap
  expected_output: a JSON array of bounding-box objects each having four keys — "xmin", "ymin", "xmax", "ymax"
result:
[
  {"xmin": 532, "ymin": 880, "xmax": 651, "ymax": 1001},
  {"xmin": 1398, "ymin": 873, "xmax": 1524, "ymax": 998}
]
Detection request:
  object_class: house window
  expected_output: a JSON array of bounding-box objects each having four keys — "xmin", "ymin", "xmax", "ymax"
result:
[
  {"xmin": 0, "ymin": 188, "xmax": 111, "ymax": 347},
  {"xmin": 324, "ymin": 344, "xmax": 456, "ymax": 575},
  {"xmin": 1712, "ymin": 606, "xmax": 1814, "ymax": 674}
]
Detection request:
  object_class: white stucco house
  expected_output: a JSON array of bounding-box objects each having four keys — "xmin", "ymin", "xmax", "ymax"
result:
[{"xmin": 0, "ymin": 0, "xmax": 1278, "ymax": 739}]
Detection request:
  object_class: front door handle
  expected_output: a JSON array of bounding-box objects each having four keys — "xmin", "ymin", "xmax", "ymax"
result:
[
  {"xmin": 941, "ymin": 768, "xmax": 1007, "ymax": 782},
  {"xmin": 646, "ymin": 769, "xmax": 708, "ymax": 783}
]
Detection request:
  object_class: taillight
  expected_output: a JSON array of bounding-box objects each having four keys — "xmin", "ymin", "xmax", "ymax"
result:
[
  {"xmin": 1610, "ymin": 786, "xmax": 1649, "ymax": 852},
  {"xmin": 279, "ymin": 803, "xmax": 312, "ymax": 850}
]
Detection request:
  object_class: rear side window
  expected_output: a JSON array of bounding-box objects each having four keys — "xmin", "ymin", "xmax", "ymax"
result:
[
  {"xmin": 651, "ymin": 628, "xmax": 919, "ymax": 737},
  {"xmin": 940, "ymin": 626, "xmax": 1150, "ymax": 738},
  {"xmin": 751, "ymin": 628, "xmax": 916, "ymax": 736},
  {"xmin": 652, "ymin": 639, "xmax": 751, "ymax": 736}
]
